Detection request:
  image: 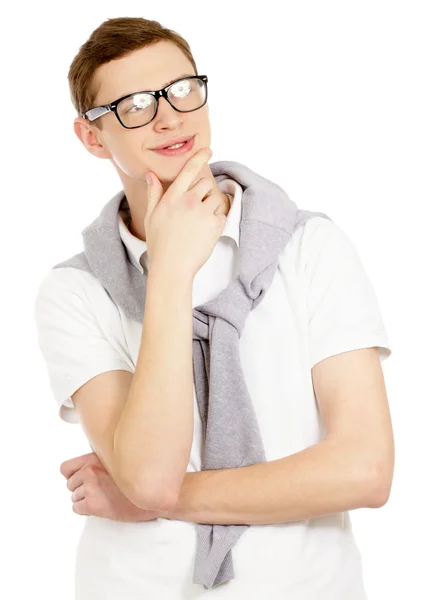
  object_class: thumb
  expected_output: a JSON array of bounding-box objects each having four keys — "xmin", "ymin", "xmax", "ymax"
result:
[{"xmin": 145, "ymin": 171, "xmax": 163, "ymax": 215}]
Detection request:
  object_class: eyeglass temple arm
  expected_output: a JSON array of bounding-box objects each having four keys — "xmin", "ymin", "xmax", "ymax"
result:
[{"xmin": 81, "ymin": 105, "xmax": 112, "ymax": 121}]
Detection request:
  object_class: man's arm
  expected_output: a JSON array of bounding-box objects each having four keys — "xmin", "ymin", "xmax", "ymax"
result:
[
  {"xmin": 113, "ymin": 266, "xmax": 195, "ymax": 510},
  {"xmin": 158, "ymin": 438, "xmax": 384, "ymax": 525},
  {"xmin": 149, "ymin": 347, "xmax": 394, "ymax": 524}
]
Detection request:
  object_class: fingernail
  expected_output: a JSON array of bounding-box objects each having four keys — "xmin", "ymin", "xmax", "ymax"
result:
[{"xmin": 145, "ymin": 174, "xmax": 151, "ymax": 185}]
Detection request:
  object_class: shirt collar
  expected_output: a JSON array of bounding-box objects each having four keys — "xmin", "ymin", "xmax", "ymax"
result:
[{"xmin": 118, "ymin": 178, "xmax": 243, "ymax": 274}]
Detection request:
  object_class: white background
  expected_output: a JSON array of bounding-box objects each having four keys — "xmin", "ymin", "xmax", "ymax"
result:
[{"xmin": 2, "ymin": 1, "xmax": 430, "ymax": 598}]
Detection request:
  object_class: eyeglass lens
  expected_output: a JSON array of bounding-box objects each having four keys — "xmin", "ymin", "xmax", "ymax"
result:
[{"xmin": 117, "ymin": 77, "xmax": 207, "ymax": 128}]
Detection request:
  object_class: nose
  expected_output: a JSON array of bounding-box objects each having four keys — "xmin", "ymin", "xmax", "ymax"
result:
[
  {"xmin": 157, "ymin": 95, "xmax": 175, "ymax": 112},
  {"xmin": 154, "ymin": 95, "xmax": 182, "ymax": 124}
]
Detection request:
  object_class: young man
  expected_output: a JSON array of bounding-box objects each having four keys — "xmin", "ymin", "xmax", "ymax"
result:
[{"xmin": 34, "ymin": 16, "xmax": 394, "ymax": 600}]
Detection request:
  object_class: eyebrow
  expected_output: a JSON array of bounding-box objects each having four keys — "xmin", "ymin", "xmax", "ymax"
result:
[
  {"xmin": 162, "ymin": 73, "xmax": 195, "ymax": 88},
  {"xmin": 102, "ymin": 74, "xmax": 196, "ymax": 106}
]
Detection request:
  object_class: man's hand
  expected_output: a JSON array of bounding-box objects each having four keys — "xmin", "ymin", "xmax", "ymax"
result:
[{"xmin": 59, "ymin": 452, "xmax": 166, "ymax": 522}]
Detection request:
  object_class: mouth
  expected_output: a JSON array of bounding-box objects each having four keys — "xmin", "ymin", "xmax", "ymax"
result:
[{"xmin": 152, "ymin": 135, "xmax": 196, "ymax": 156}]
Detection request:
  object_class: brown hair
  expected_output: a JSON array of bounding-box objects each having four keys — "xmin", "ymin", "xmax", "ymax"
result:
[{"xmin": 68, "ymin": 16, "xmax": 199, "ymax": 130}]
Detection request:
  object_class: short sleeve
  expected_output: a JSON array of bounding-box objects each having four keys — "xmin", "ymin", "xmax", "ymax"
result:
[
  {"xmin": 33, "ymin": 269, "xmax": 133, "ymax": 424},
  {"xmin": 302, "ymin": 217, "xmax": 392, "ymax": 369}
]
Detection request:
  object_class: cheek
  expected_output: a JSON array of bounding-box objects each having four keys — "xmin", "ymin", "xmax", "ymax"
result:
[
  {"xmin": 110, "ymin": 143, "xmax": 149, "ymax": 178},
  {"xmin": 191, "ymin": 113, "xmax": 211, "ymax": 142}
]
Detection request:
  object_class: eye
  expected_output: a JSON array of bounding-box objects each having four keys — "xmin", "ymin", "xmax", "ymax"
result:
[
  {"xmin": 125, "ymin": 94, "xmax": 153, "ymax": 113},
  {"xmin": 133, "ymin": 94, "xmax": 153, "ymax": 108},
  {"xmin": 169, "ymin": 79, "xmax": 192, "ymax": 98}
]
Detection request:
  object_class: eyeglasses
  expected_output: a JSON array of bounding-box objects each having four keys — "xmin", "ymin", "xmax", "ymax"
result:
[{"xmin": 80, "ymin": 75, "xmax": 208, "ymax": 129}]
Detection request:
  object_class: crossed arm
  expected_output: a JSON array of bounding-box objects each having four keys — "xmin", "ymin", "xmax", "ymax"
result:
[{"xmin": 141, "ymin": 347, "xmax": 395, "ymax": 525}]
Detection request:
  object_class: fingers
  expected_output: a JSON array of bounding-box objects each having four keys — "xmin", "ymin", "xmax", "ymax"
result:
[
  {"xmin": 145, "ymin": 147, "xmax": 212, "ymax": 217},
  {"xmin": 201, "ymin": 192, "xmax": 228, "ymax": 216},
  {"xmin": 145, "ymin": 171, "xmax": 163, "ymax": 217},
  {"xmin": 65, "ymin": 467, "xmax": 84, "ymax": 491},
  {"xmin": 187, "ymin": 176, "xmax": 214, "ymax": 203},
  {"xmin": 71, "ymin": 484, "xmax": 85, "ymax": 503},
  {"xmin": 59, "ymin": 452, "xmax": 93, "ymax": 479},
  {"xmin": 65, "ymin": 461, "xmax": 100, "ymax": 492},
  {"xmin": 72, "ymin": 499, "xmax": 88, "ymax": 516},
  {"xmin": 166, "ymin": 147, "xmax": 212, "ymax": 199}
]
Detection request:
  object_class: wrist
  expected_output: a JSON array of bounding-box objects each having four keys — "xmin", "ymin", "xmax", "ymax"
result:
[{"xmin": 148, "ymin": 262, "xmax": 195, "ymax": 287}]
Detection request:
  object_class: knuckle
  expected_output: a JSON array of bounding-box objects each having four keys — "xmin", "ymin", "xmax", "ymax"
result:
[
  {"xmin": 187, "ymin": 188, "xmax": 201, "ymax": 202},
  {"xmin": 85, "ymin": 464, "xmax": 99, "ymax": 477},
  {"xmin": 83, "ymin": 480, "xmax": 94, "ymax": 495},
  {"xmin": 183, "ymin": 193, "xmax": 197, "ymax": 209}
]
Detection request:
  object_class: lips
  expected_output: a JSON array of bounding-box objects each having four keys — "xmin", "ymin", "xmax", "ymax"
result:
[
  {"xmin": 152, "ymin": 136, "xmax": 196, "ymax": 157},
  {"xmin": 153, "ymin": 135, "xmax": 194, "ymax": 150}
]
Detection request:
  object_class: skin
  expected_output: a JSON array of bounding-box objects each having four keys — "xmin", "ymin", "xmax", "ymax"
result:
[{"xmin": 73, "ymin": 40, "xmax": 231, "ymax": 242}]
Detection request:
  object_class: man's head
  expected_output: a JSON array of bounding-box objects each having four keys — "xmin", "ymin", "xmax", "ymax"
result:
[{"xmin": 70, "ymin": 17, "xmax": 212, "ymax": 198}]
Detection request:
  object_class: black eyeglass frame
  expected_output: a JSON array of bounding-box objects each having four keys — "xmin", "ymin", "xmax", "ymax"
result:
[{"xmin": 79, "ymin": 75, "xmax": 208, "ymax": 129}]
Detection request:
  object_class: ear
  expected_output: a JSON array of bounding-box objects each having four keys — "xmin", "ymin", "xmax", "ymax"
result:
[{"xmin": 73, "ymin": 117, "xmax": 112, "ymax": 160}]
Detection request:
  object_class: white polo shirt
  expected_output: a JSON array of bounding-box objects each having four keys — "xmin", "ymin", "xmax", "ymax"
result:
[{"xmin": 34, "ymin": 177, "xmax": 392, "ymax": 599}]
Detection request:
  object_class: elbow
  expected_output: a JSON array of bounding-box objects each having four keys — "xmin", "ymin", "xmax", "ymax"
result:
[
  {"xmin": 129, "ymin": 484, "xmax": 179, "ymax": 512},
  {"xmin": 363, "ymin": 464, "xmax": 394, "ymax": 508},
  {"xmin": 113, "ymin": 441, "xmax": 180, "ymax": 512},
  {"xmin": 113, "ymin": 463, "xmax": 179, "ymax": 513},
  {"xmin": 132, "ymin": 492, "xmax": 178, "ymax": 512}
]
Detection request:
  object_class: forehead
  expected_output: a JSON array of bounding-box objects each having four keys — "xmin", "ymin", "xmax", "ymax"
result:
[{"xmin": 92, "ymin": 42, "xmax": 195, "ymax": 104}]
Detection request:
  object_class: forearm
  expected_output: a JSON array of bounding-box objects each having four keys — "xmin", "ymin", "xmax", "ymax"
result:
[
  {"xmin": 114, "ymin": 266, "xmax": 194, "ymax": 509},
  {"xmin": 162, "ymin": 438, "xmax": 379, "ymax": 525}
]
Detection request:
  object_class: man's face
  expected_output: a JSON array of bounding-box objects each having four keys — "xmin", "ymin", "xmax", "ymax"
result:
[{"xmin": 74, "ymin": 41, "xmax": 211, "ymax": 190}]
